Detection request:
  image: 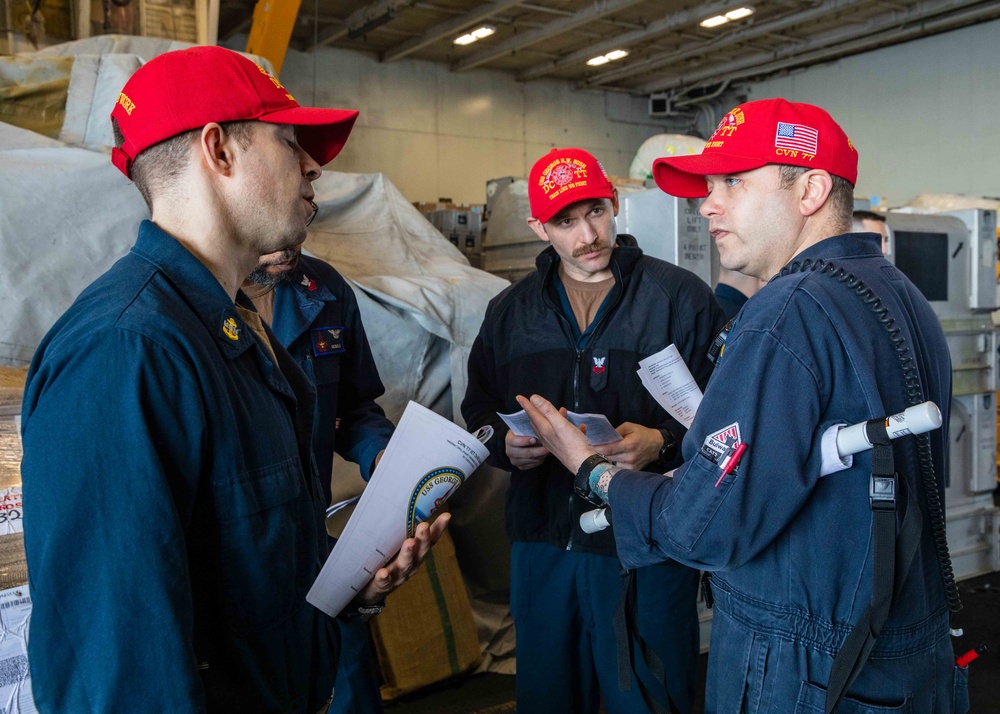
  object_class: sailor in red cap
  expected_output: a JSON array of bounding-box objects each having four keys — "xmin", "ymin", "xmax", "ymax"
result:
[
  {"xmin": 22, "ymin": 46, "xmax": 448, "ymax": 712},
  {"xmin": 463, "ymin": 147, "xmax": 725, "ymax": 713},
  {"xmin": 518, "ymin": 99, "xmax": 965, "ymax": 713}
]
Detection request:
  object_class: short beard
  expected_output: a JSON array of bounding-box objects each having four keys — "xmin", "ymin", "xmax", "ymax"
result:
[{"xmin": 246, "ymin": 249, "xmax": 300, "ymax": 287}]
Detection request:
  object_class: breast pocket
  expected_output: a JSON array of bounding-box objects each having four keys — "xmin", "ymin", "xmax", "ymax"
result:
[
  {"xmin": 211, "ymin": 457, "xmax": 308, "ymax": 634},
  {"xmin": 666, "ymin": 451, "xmax": 735, "ymax": 553},
  {"xmin": 310, "ymin": 351, "xmax": 341, "ymax": 387}
]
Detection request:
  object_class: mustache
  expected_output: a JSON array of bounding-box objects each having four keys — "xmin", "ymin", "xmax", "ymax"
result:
[{"xmin": 573, "ymin": 240, "xmax": 611, "ymax": 258}]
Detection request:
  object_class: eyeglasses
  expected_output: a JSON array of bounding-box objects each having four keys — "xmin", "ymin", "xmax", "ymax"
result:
[{"xmin": 306, "ymin": 200, "xmax": 318, "ymax": 227}]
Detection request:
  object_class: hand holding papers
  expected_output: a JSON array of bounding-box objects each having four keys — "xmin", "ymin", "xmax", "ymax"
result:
[
  {"xmin": 498, "ymin": 409, "xmax": 623, "ymax": 446},
  {"xmin": 636, "ymin": 344, "xmax": 703, "ymax": 428},
  {"xmin": 307, "ymin": 402, "xmax": 491, "ymax": 618}
]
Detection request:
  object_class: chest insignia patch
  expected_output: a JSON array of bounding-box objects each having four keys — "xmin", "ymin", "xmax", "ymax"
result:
[
  {"xmin": 701, "ymin": 422, "xmax": 742, "ymax": 462},
  {"xmin": 311, "ymin": 326, "xmax": 346, "ymax": 357},
  {"xmin": 221, "ymin": 316, "xmax": 240, "ymax": 342},
  {"xmin": 592, "ymin": 356, "xmax": 606, "ymax": 375},
  {"xmin": 300, "ymin": 275, "xmax": 317, "ymax": 291}
]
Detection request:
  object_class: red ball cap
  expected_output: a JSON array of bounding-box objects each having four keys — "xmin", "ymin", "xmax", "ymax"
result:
[
  {"xmin": 110, "ymin": 45, "xmax": 359, "ymax": 179},
  {"xmin": 528, "ymin": 148, "xmax": 615, "ymax": 224},
  {"xmin": 652, "ymin": 98, "xmax": 858, "ymax": 198}
]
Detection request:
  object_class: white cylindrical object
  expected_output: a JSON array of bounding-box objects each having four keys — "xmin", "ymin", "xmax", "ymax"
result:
[
  {"xmin": 579, "ymin": 508, "xmax": 611, "ymax": 534},
  {"xmin": 835, "ymin": 401, "xmax": 942, "ymax": 457}
]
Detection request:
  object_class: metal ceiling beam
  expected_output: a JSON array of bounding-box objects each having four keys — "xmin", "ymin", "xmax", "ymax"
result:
[
  {"xmin": 517, "ymin": 0, "xmax": 735, "ymax": 81},
  {"xmin": 452, "ymin": 0, "xmax": 649, "ymax": 73},
  {"xmin": 636, "ymin": 0, "xmax": 997, "ymax": 95},
  {"xmin": 583, "ymin": 0, "xmax": 868, "ymax": 88},
  {"xmin": 308, "ymin": 0, "xmax": 415, "ymax": 51},
  {"xmin": 382, "ymin": 0, "xmax": 524, "ymax": 62},
  {"xmin": 520, "ymin": 2, "xmax": 645, "ymax": 30}
]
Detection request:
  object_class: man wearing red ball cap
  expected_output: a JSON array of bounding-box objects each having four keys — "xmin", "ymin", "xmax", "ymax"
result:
[
  {"xmin": 463, "ymin": 148, "xmax": 725, "ymax": 713},
  {"xmin": 518, "ymin": 99, "xmax": 965, "ymax": 712},
  {"xmin": 21, "ymin": 46, "xmax": 447, "ymax": 713}
]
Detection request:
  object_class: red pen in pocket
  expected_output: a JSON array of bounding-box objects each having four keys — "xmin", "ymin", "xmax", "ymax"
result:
[{"xmin": 715, "ymin": 442, "xmax": 748, "ymax": 487}]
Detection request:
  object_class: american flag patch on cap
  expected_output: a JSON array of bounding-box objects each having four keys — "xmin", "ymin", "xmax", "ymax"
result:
[{"xmin": 775, "ymin": 122, "xmax": 818, "ymax": 154}]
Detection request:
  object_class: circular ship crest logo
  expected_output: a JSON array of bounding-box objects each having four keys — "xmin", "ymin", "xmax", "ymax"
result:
[{"xmin": 406, "ymin": 467, "xmax": 465, "ymax": 537}]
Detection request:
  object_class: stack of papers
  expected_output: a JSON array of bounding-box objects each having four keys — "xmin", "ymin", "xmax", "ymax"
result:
[
  {"xmin": 636, "ymin": 344, "xmax": 702, "ymax": 429},
  {"xmin": 307, "ymin": 402, "xmax": 491, "ymax": 618}
]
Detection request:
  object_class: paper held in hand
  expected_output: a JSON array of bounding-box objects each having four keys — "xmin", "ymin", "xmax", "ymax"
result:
[
  {"xmin": 636, "ymin": 344, "xmax": 703, "ymax": 429},
  {"xmin": 306, "ymin": 401, "xmax": 492, "ymax": 618},
  {"xmin": 498, "ymin": 409, "xmax": 623, "ymax": 446}
]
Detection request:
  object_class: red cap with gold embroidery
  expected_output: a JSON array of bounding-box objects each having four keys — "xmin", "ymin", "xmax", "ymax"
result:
[
  {"xmin": 652, "ymin": 98, "xmax": 858, "ymax": 198},
  {"xmin": 110, "ymin": 45, "xmax": 358, "ymax": 179},
  {"xmin": 528, "ymin": 148, "xmax": 615, "ymax": 224}
]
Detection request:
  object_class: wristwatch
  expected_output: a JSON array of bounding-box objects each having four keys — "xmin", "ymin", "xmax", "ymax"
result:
[
  {"xmin": 355, "ymin": 601, "xmax": 385, "ymax": 618},
  {"xmin": 656, "ymin": 427, "xmax": 678, "ymax": 465}
]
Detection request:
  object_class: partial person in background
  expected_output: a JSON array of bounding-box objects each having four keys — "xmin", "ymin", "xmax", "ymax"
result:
[
  {"xmin": 852, "ymin": 209, "xmax": 890, "ymax": 255},
  {"xmin": 713, "ymin": 265, "xmax": 765, "ymax": 321},
  {"xmin": 462, "ymin": 147, "xmax": 725, "ymax": 714},
  {"xmin": 245, "ymin": 247, "xmax": 394, "ymax": 713},
  {"xmin": 21, "ymin": 46, "xmax": 446, "ymax": 713}
]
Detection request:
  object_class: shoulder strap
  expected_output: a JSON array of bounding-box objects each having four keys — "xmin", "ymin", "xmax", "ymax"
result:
[
  {"xmin": 824, "ymin": 418, "xmax": 923, "ymax": 712},
  {"xmin": 614, "ymin": 569, "xmax": 677, "ymax": 714}
]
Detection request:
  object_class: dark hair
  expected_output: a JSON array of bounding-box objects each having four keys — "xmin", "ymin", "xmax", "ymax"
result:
[
  {"xmin": 777, "ymin": 164, "xmax": 854, "ymax": 229},
  {"xmin": 112, "ymin": 118, "xmax": 256, "ymax": 211},
  {"xmin": 852, "ymin": 209, "xmax": 885, "ymax": 223}
]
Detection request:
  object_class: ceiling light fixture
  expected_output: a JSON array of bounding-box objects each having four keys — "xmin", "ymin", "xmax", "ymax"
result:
[
  {"xmin": 454, "ymin": 24, "xmax": 495, "ymax": 45},
  {"xmin": 699, "ymin": 15, "xmax": 728, "ymax": 28},
  {"xmin": 699, "ymin": 6, "xmax": 754, "ymax": 28},
  {"xmin": 586, "ymin": 49, "xmax": 629, "ymax": 67}
]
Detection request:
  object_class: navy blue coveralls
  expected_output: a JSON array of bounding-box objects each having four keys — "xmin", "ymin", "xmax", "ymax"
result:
[
  {"xmin": 21, "ymin": 222, "xmax": 338, "ymax": 713},
  {"xmin": 270, "ymin": 253, "xmax": 394, "ymax": 714},
  {"xmin": 463, "ymin": 235, "xmax": 726, "ymax": 714},
  {"xmin": 609, "ymin": 234, "xmax": 969, "ymax": 712}
]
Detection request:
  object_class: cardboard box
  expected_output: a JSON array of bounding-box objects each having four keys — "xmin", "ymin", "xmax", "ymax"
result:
[{"xmin": 370, "ymin": 528, "xmax": 482, "ymax": 699}]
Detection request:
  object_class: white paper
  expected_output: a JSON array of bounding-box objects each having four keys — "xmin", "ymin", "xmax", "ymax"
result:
[
  {"xmin": 0, "ymin": 488, "xmax": 22, "ymax": 536},
  {"xmin": 566, "ymin": 413, "xmax": 623, "ymax": 446},
  {"xmin": 498, "ymin": 410, "xmax": 623, "ymax": 446},
  {"xmin": 307, "ymin": 402, "xmax": 490, "ymax": 618},
  {"xmin": 0, "ymin": 586, "xmax": 36, "ymax": 714},
  {"xmin": 636, "ymin": 344, "xmax": 703, "ymax": 429},
  {"xmin": 497, "ymin": 410, "xmax": 535, "ymax": 438}
]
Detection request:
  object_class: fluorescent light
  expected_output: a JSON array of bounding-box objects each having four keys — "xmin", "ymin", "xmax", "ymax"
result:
[
  {"xmin": 700, "ymin": 14, "xmax": 728, "ymax": 27},
  {"xmin": 455, "ymin": 24, "xmax": 495, "ymax": 45},
  {"xmin": 586, "ymin": 49, "xmax": 629, "ymax": 66},
  {"xmin": 725, "ymin": 7, "xmax": 754, "ymax": 20}
]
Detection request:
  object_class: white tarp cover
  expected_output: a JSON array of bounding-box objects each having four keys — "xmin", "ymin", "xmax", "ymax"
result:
[
  {"xmin": 628, "ymin": 132, "xmax": 706, "ymax": 180},
  {"xmin": 0, "ymin": 41, "xmax": 516, "ymax": 675}
]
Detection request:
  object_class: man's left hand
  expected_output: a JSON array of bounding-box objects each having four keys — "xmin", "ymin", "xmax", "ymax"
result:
[
  {"xmin": 599, "ymin": 422, "xmax": 663, "ymax": 471},
  {"xmin": 356, "ymin": 513, "xmax": 450, "ymax": 605}
]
